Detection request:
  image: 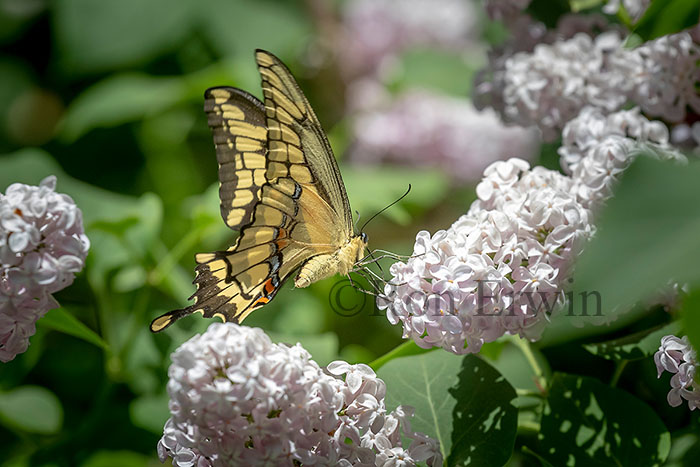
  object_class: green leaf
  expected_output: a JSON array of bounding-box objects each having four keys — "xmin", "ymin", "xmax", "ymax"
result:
[
  {"xmin": 111, "ymin": 264, "xmax": 148, "ymax": 292},
  {"xmin": 378, "ymin": 352, "xmax": 517, "ymax": 466},
  {"xmin": 80, "ymin": 450, "xmax": 152, "ymax": 467},
  {"xmin": 0, "ymin": 148, "xmax": 160, "ymax": 228},
  {"xmin": 571, "ymin": 157, "xmax": 700, "ymax": 331},
  {"xmin": 200, "ymin": 0, "xmax": 311, "ymax": 60},
  {"xmin": 342, "ymin": 165, "xmax": 449, "ymax": 225},
  {"xmin": 393, "ymin": 49, "xmax": 479, "ymax": 96},
  {"xmin": 59, "ymin": 73, "xmax": 185, "ymax": 141},
  {"xmin": 0, "ymin": 385, "xmax": 63, "ymax": 434},
  {"xmin": 634, "ymin": 0, "xmax": 700, "ymax": 42},
  {"xmin": 538, "ymin": 373, "xmax": 670, "ymax": 466},
  {"xmin": 682, "ymin": 288, "xmax": 700, "ymax": 354},
  {"xmin": 129, "ymin": 393, "xmax": 170, "ymax": 435},
  {"xmin": 38, "ymin": 308, "xmax": 108, "ymax": 350},
  {"xmin": 584, "ymin": 321, "xmax": 681, "ymax": 361},
  {"xmin": 53, "ymin": 0, "xmax": 196, "ymax": 73},
  {"xmin": 0, "ymin": 58, "xmax": 33, "ymax": 134}
]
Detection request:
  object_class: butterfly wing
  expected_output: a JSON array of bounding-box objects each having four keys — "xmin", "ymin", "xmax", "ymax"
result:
[
  {"xmin": 150, "ymin": 50, "xmax": 353, "ymax": 332},
  {"xmin": 203, "ymin": 87, "xmax": 268, "ymax": 230},
  {"xmin": 255, "ymin": 49, "xmax": 353, "ymax": 237}
]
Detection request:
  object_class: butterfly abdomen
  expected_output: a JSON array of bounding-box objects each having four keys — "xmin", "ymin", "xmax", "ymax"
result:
[{"xmin": 295, "ymin": 236, "xmax": 366, "ymax": 288}]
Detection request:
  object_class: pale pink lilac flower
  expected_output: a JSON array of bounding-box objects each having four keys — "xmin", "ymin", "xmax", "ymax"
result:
[
  {"xmin": 339, "ymin": 0, "xmax": 476, "ymax": 78},
  {"xmin": 1, "ymin": 176, "xmax": 89, "ymax": 362},
  {"xmin": 498, "ymin": 32, "xmax": 632, "ymax": 141},
  {"xmin": 631, "ymin": 32, "xmax": 700, "ymax": 122},
  {"xmin": 559, "ymin": 107, "xmax": 685, "ymax": 210},
  {"xmin": 473, "ymin": 13, "xmax": 617, "ymax": 133},
  {"xmin": 476, "ymin": 20, "xmax": 700, "ymax": 140},
  {"xmin": 378, "ymin": 159, "xmax": 594, "ymax": 354},
  {"xmin": 654, "ymin": 335, "xmax": 700, "ymax": 411},
  {"xmin": 158, "ymin": 323, "xmax": 442, "ymax": 466},
  {"xmin": 349, "ymin": 91, "xmax": 540, "ymax": 181}
]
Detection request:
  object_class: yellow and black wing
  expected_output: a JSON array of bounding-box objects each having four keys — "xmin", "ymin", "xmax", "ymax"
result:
[
  {"xmin": 203, "ymin": 87, "xmax": 268, "ymax": 230},
  {"xmin": 255, "ymin": 49, "xmax": 353, "ymax": 236},
  {"xmin": 150, "ymin": 50, "xmax": 352, "ymax": 332}
]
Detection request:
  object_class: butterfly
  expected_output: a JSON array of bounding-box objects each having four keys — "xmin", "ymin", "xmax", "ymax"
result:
[{"xmin": 150, "ymin": 49, "xmax": 370, "ymax": 332}]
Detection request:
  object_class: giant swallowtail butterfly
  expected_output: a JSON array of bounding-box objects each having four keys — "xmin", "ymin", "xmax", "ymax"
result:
[{"xmin": 150, "ymin": 50, "xmax": 369, "ymax": 332}]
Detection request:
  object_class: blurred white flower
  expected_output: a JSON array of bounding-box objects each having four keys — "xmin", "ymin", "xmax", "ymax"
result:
[
  {"xmin": 602, "ymin": 0, "xmax": 650, "ymax": 22},
  {"xmin": 378, "ymin": 159, "xmax": 593, "ymax": 354},
  {"xmin": 158, "ymin": 323, "xmax": 442, "ymax": 466},
  {"xmin": 654, "ymin": 335, "xmax": 700, "ymax": 411},
  {"xmin": 671, "ymin": 122, "xmax": 700, "ymax": 154},
  {"xmin": 0, "ymin": 176, "xmax": 89, "ymax": 362},
  {"xmin": 349, "ymin": 91, "xmax": 540, "ymax": 181},
  {"xmin": 632, "ymin": 32, "xmax": 700, "ymax": 122},
  {"xmin": 340, "ymin": 0, "xmax": 477, "ymax": 78}
]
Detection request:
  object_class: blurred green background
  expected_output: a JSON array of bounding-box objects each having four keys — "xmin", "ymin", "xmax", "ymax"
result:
[{"xmin": 0, "ymin": 1, "xmax": 494, "ymax": 465}]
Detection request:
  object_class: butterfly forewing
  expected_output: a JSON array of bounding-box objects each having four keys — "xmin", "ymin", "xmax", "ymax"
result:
[
  {"xmin": 204, "ymin": 87, "xmax": 268, "ymax": 230},
  {"xmin": 255, "ymin": 50, "xmax": 353, "ymax": 237}
]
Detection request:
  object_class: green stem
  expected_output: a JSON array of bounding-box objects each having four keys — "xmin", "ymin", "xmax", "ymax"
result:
[
  {"xmin": 617, "ymin": 6, "xmax": 634, "ymax": 30},
  {"xmin": 368, "ymin": 341, "xmax": 435, "ymax": 371},
  {"xmin": 610, "ymin": 360, "xmax": 628, "ymax": 387},
  {"xmin": 516, "ymin": 388, "xmax": 545, "ymax": 399},
  {"xmin": 517, "ymin": 419, "xmax": 541, "ymax": 437},
  {"xmin": 511, "ymin": 336, "xmax": 547, "ymax": 391},
  {"xmin": 117, "ymin": 286, "xmax": 152, "ymax": 365},
  {"xmin": 149, "ymin": 227, "xmax": 204, "ymax": 286}
]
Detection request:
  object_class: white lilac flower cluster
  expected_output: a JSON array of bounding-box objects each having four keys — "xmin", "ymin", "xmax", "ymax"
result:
[
  {"xmin": 377, "ymin": 105, "xmax": 686, "ymax": 352},
  {"xmin": 559, "ymin": 106, "xmax": 686, "ymax": 209},
  {"xmin": 378, "ymin": 158, "xmax": 594, "ymax": 354},
  {"xmin": 473, "ymin": 13, "xmax": 618, "ymax": 140},
  {"xmin": 349, "ymin": 91, "xmax": 539, "ymax": 181},
  {"xmin": 158, "ymin": 323, "xmax": 442, "ymax": 466},
  {"xmin": 476, "ymin": 0, "xmax": 700, "ymax": 142},
  {"xmin": 654, "ymin": 335, "xmax": 700, "ymax": 411},
  {"xmin": 631, "ymin": 32, "xmax": 700, "ymax": 122},
  {"xmin": 497, "ymin": 32, "xmax": 632, "ymax": 141},
  {"xmin": 0, "ymin": 176, "xmax": 89, "ymax": 363},
  {"xmin": 339, "ymin": 0, "xmax": 476, "ymax": 78}
]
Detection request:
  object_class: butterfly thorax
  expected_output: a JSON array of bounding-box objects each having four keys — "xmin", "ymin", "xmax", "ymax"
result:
[{"xmin": 295, "ymin": 235, "xmax": 366, "ymax": 288}]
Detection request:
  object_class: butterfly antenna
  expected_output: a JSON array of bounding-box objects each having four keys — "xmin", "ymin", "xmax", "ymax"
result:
[
  {"xmin": 354, "ymin": 210, "xmax": 361, "ymax": 231},
  {"xmin": 359, "ymin": 184, "xmax": 412, "ymax": 233}
]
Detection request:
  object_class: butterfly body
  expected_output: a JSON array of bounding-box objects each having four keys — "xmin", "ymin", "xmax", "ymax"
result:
[
  {"xmin": 295, "ymin": 235, "xmax": 366, "ymax": 288},
  {"xmin": 150, "ymin": 50, "xmax": 368, "ymax": 333}
]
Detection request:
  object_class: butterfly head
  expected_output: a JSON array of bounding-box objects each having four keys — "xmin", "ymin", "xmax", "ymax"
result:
[{"xmin": 360, "ymin": 232, "xmax": 369, "ymax": 244}]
